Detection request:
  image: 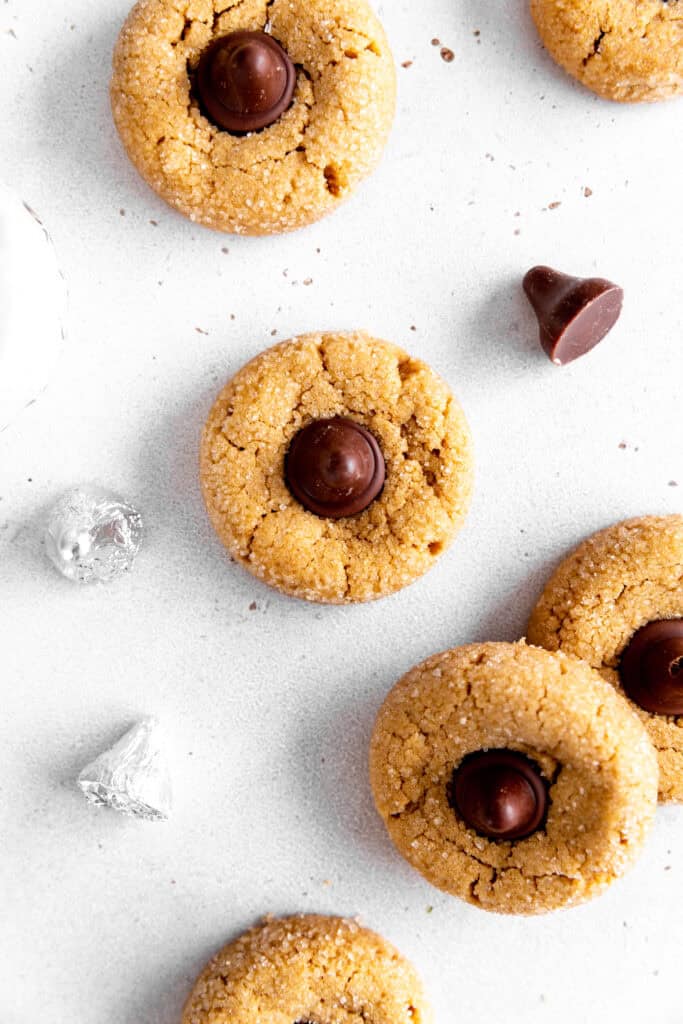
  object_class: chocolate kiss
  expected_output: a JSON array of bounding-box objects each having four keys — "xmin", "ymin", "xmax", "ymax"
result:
[
  {"xmin": 523, "ymin": 265, "xmax": 623, "ymax": 366},
  {"xmin": 196, "ymin": 31, "xmax": 296, "ymax": 133},
  {"xmin": 448, "ymin": 749, "xmax": 548, "ymax": 841}
]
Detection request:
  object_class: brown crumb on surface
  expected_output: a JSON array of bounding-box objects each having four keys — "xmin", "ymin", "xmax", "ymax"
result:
[
  {"xmin": 669, "ymin": 481, "xmax": 679, "ymax": 488},
  {"xmin": 221, "ymin": 247, "xmax": 229, "ymax": 254},
  {"xmin": 431, "ymin": 38, "xmax": 440, "ymax": 46},
  {"xmin": 440, "ymin": 47, "xmax": 455, "ymax": 63},
  {"xmin": 548, "ymin": 201, "xmax": 562, "ymax": 209},
  {"xmin": 249, "ymin": 601, "xmax": 257, "ymax": 610},
  {"xmin": 119, "ymin": 209, "xmax": 126, "ymax": 216},
  {"xmin": 514, "ymin": 229, "xmax": 521, "ymax": 236},
  {"xmin": 303, "ymin": 278, "xmax": 313, "ymax": 286},
  {"xmin": 401, "ymin": 60, "xmax": 413, "ymax": 68},
  {"xmin": 584, "ymin": 187, "xmax": 593, "ymax": 197},
  {"xmin": 618, "ymin": 442, "xmax": 627, "ymax": 449},
  {"xmin": 196, "ymin": 327, "xmax": 209, "ymax": 335}
]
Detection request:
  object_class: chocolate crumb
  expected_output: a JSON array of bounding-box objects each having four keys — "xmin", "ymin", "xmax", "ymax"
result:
[
  {"xmin": 119, "ymin": 209, "xmax": 126, "ymax": 216},
  {"xmin": 249, "ymin": 602, "xmax": 257, "ymax": 610},
  {"xmin": 431, "ymin": 38, "xmax": 440, "ymax": 46},
  {"xmin": 618, "ymin": 442, "xmax": 627, "ymax": 450},
  {"xmin": 271, "ymin": 329, "xmax": 277, "ymax": 336},
  {"xmin": 401, "ymin": 60, "xmax": 413, "ymax": 68},
  {"xmin": 303, "ymin": 278, "xmax": 313, "ymax": 286},
  {"xmin": 221, "ymin": 247, "xmax": 229, "ymax": 254},
  {"xmin": 584, "ymin": 187, "xmax": 593, "ymax": 197},
  {"xmin": 548, "ymin": 201, "xmax": 562, "ymax": 210},
  {"xmin": 410, "ymin": 325, "xmax": 417, "ymax": 332},
  {"xmin": 514, "ymin": 229, "xmax": 521, "ymax": 236},
  {"xmin": 669, "ymin": 481, "xmax": 679, "ymax": 488},
  {"xmin": 440, "ymin": 47, "xmax": 455, "ymax": 63},
  {"xmin": 195, "ymin": 327, "xmax": 209, "ymax": 335}
]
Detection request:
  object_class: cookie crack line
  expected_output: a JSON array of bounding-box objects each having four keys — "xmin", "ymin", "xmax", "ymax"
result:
[{"xmin": 582, "ymin": 26, "xmax": 608, "ymax": 66}]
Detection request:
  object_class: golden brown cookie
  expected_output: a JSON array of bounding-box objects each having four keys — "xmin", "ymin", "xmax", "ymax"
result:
[
  {"xmin": 181, "ymin": 915, "xmax": 433, "ymax": 1024},
  {"xmin": 528, "ymin": 515, "xmax": 683, "ymax": 801},
  {"xmin": 369, "ymin": 642, "xmax": 658, "ymax": 915},
  {"xmin": 111, "ymin": 0, "xmax": 396, "ymax": 234},
  {"xmin": 530, "ymin": 0, "xmax": 683, "ymax": 103},
  {"xmin": 200, "ymin": 331, "xmax": 474, "ymax": 604}
]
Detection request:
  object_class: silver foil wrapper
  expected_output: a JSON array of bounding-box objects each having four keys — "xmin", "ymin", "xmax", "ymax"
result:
[
  {"xmin": 44, "ymin": 486, "xmax": 143, "ymax": 583},
  {"xmin": 77, "ymin": 718, "xmax": 172, "ymax": 821}
]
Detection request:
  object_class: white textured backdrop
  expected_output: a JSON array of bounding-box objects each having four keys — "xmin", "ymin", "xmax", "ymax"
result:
[{"xmin": 1, "ymin": 1, "xmax": 681, "ymax": 1021}]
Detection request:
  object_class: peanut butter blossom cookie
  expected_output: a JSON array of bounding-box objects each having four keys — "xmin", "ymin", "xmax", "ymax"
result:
[
  {"xmin": 369, "ymin": 642, "xmax": 658, "ymax": 915},
  {"xmin": 530, "ymin": 0, "xmax": 683, "ymax": 103},
  {"xmin": 528, "ymin": 515, "xmax": 683, "ymax": 802},
  {"xmin": 200, "ymin": 331, "xmax": 474, "ymax": 603},
  {"xmin": 181, "ymin": 915, "xmax": 433, "ymax": 1024},
  {"xmin": 111, "ymin": 0, "xmax": 396, "ymax": 234}
]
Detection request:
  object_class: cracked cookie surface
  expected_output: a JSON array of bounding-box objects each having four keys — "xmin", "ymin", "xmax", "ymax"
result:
[
  {"xmin": 528, "ymin": 515, "xmax": 683, "ymax": 801},
  {"xmin": 111, "ymin": 0, "xmax": 396, "ymax": 234},
  {"xmin": 530, "ymin": 0, "xmax": 683, "ymax": 102},
  {"xmin": 369, "ymin": 642, "xmax": 658, "ymax": 915},
  {"xmin": 181, "ymin": 914, "xmax": 433, "ymax": 1024},
  {"xmin": 200, "ymin": 331, "xmax": 474, "ymax": 603}
]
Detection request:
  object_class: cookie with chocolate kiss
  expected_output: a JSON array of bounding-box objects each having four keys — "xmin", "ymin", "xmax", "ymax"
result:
[
  {"xmin": 182, "ymin": 915, "xmax": 433, "ymax": 1024},
  {"xmin": 200, "ymin": 332, "xmax": 473, "ymax": 603},
  {"xmin": 370, "ymin": 642, "xmax": 658, "ymax": 915},
  {"xmin": 528, "ymin": 515, "xmax": 683, "ymax": 802}
]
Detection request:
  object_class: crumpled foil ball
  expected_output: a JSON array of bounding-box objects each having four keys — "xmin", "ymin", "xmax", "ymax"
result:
[
  {"xmin": 0, "ymin": 182, "xmax": 67, "ymax": 432},
  {"xmin": 77, "ymin": 718, "xmax": 172, "ymax": 821},
  {"xmin": 44, "ymin": 486, "xmax": 143, "ymax": 583}
]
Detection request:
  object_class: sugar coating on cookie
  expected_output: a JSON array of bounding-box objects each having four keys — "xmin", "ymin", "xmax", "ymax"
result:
[
  {"xmin": 528, "ymin": 515, "xmax": 683, "ymax": 801},
  {"xmin": 530, "ymin": 0, "xmax": 683, "ymax": 103},
  {"xmin": 369, "ymin": 642, "xmax": 658, "ymax": 915},
  {"xmin": 111, "ymin": 0, "xmax": 396, "ymax": 234},
  {"xmin": 200, "ymin": 331, "xmax": 474, "ymax": 604},
  {"xmin": 181, "ymin": 914, "xmax": 433, "ymax": 1024}
]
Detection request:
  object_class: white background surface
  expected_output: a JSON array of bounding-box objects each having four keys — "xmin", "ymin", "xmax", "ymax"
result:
[{"xmin": 1, "ymin": 1, "xmax": 682, "ymax": 1022}]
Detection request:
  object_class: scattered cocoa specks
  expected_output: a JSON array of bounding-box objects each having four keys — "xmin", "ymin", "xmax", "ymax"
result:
[
  {"xmin": 149, "ymin": 219, "xmax": 158, "ymax": 226},
  {"xmin": 618, "ymin": 442, "xmax": 627, "ymax": 450},
  {"xmin": 548, "ymin": 201, "xmax": 562, "ymax": 210},
  {"xmin": 221, "ymin": 246, "xmax": 229, "ymax": 254},
  {"xmin": 249, "ymin": 602, "xmax": 257, "ymax": 611},
  {"xmin": 440, "ymin": 47, "xmax": 455, "ymax": 63},
  {"xmin": 271, "ymin": 329, "xmax": 277, "ymax": 336},
  {"xmin": 119, "ymin": 208, "xmax": 126, "ymax": 216},
  {"xmin": 665, "ymin": 865, "xmax": 672, "ymax": 871},
  {"xmin": 410, "ymin": 325, "xmax": 417, "ymax": 332},
  {"xmin": 514, "ymin": 211, "xmax": 521, "ymax": 217},
  {"xmin": 303, "ymin": 278, "xmax": 313, "ymax": 286},
  {"xmin": 426, "ymin": 906, "xmax": 434, "ymax": 914},
  {"xmin": 195, "ymin": 327, "xmax": 209, "ymax": 335},
  {"xmin": 669, "ymin": 481, "xmax": 679, "ymax": 488},
  {"xmin": 230, "ymin": 313, "xmax": 236, "ymax": 320},
  {"xmin": 283, "ymin": 269, "xmax": 288, "ymax": 277},
  {"xmin": 401, "ymin": 60, "xmax": 413, "ymax": 68},
  {"xmin": 6, "ymin": 27, "xmax": 17, "ymax": 38},
  {"xmin": 431, "ymin": 38, "xmax": 440, "ymax": 46},
  {"xmin": 583, "ymin": 186, "xmax": 593, "ymax": 197},
  {"xmin": 514, "ymin": 228, "xmax": 521, "ymax": 236},
  {"xmin": 485, "ymin": 153, "xmax": 495, "ymax": 161}
]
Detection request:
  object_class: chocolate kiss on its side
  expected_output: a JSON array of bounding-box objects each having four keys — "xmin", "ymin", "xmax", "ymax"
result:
[{"xmin": 523, "ymin": 265, "xmax": 623, "ymax": 366}]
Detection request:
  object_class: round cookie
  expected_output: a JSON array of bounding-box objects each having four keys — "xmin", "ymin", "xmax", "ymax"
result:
[
  {"xmin": 182, "ymin": 914, "xmax": 433, "ymax": 1024},
  {"xmin": 200, "ymin": 331, "xmax": 474, "ymax": 603},
  {"xmin": 111, "ymin": 0, "xmax": 396, "ymax": 234},
  {"xmin": 369, "ymin": 642, "xmax": 658, "ymax": 915},
  {"xmin": 528, "ymin": 515, "xmax": 683, "ymax": 802},
  {"xmin": 530, "ymin": 0, "xmax": 683, "ymax": 103}
]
